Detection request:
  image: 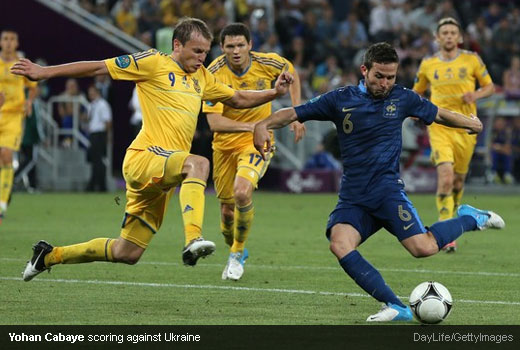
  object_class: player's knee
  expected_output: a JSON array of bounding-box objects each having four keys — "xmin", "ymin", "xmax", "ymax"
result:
[
  {"xmin": 234, "ymin": 188, "xmax": 252, "ymax": 206},
  {"xmin": 184, "ymin": 155, "xmax": 210, "ymax": 179},
  {"xmin": 409, "ymin": 245, "xmax": 437, "ymax": 258},
  {"xmin": 329, "ymin": 240, "xmax": 354, "ymax": 259},
  {"xmin": 112, "ymin": 247, "xmax": 143, "ymax": 265}
]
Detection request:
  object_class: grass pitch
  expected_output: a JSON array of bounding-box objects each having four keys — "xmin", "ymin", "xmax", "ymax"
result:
[{"xmin": 0, "ymin": 191, "xmax": 519, "ymax": 325}]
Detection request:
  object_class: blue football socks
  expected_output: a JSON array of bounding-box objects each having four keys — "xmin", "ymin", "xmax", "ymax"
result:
[
  {"xmin": 339, "ymin": 250, "xmax": 405, "ymax": 308},
  {"xmin": 429, "ymin": 216, "xmax": 477, "ymax": 249}
]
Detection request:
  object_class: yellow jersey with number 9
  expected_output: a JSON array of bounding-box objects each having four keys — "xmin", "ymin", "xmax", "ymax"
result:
[{"xmin": 104, "ymin": 49, "xmax": 235, "ymax": 151}]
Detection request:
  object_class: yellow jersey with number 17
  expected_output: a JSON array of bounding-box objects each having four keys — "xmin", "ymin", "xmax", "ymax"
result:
[
  {"xmin": 202, "ymin": 51, "xmax": 294, "ymax": 152},
  {"xmin": 0, "ymin": 57, "xmax": 37, "ymax": 114},
  {"xmin": 104, "ymin": 49, "xmax": 235, "ymax": 151},
  {"xmin": 413, "ymin": 50, "xmax": 492, "ymax": 133}
]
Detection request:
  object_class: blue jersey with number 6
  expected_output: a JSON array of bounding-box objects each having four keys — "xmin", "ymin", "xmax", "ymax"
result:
[{"xmin": 295, "ymin": 80, "xmax": 438, "ymax": 207}]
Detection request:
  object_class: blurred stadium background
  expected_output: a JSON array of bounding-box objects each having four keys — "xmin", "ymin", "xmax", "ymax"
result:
[{"xmin": 1, "ymin": 0, "xmax": 519, "ymax": 194}]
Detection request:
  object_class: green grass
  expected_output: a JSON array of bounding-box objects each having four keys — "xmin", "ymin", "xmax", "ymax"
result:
[{"xmin": 0, "ymin": 191, "xmax": 519, "ymax": 325}]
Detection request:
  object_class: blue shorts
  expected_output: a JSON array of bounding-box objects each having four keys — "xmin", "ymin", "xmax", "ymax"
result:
[{"xmin": 326, "ymin": 190, "xmax": 426, "ymax": 242}]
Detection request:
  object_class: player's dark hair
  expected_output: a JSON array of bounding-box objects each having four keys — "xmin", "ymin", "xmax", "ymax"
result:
[
  {"xmin": 219, "ymin": 23, "xmax": 251, "ymax": 45},
  {"xmin": 436, "ymin": 17, "xmax": 461, "ymax": 33},
  {"xmin": 172, "ymin": 17, "xmax": 213, "ymax": 45},
  {"xmin": 363, "ymin": 42, "xmax": 399, "ymax": 70},
  {"xmin": 0, "ymin": 29, "xmax": 18, "ymax": 36}
]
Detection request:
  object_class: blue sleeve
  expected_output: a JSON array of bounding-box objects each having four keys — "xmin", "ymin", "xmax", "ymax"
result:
[
  {"xmin": 295, "ymin": 91, "xmax": 336, "ymax": 122},
  {"xmin": 404, "ymin": 89, "xmax": 438, "ymax": 125}
]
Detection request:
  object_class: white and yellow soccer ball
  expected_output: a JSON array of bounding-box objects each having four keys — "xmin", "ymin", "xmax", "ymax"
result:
[{"xmin": 409, "ymin": 281, "xmax": 453, "ymax": 324}]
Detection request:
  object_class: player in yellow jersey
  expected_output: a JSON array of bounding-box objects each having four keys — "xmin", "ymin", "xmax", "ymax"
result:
[
  {"xmin": 413, "ymin": 18, "xmax": 495, "ymax": 253},
  {"xmin": 11, "ymin": 18, "xmax": 295, "ymax": 281},
  {"xmin": 202, "ymin": 23, "xmax": 305, "ymax": 280},
  {"xmin": 0, "ymin": 30, "xmax": 37, "ymax": 224}
]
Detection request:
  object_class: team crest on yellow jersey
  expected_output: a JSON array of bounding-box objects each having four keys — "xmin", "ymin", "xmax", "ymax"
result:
[
  {"xmin": 192, "ymin": 77, "xmax": 201, "ymax": 93},
  {"xmin": 458, "ymin": 67, "xmax": 467, "ymax": 79},
  {"xmin": 256, "ymin": 79, "xmax": 266, "ymax": 90},
  {"xmin": 239, "ymin": 81, "xmax": 248, "ymax": 89}
]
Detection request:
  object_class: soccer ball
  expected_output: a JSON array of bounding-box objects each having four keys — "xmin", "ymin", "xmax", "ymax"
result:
[{"xmin": 409, "ymin": 281, "xmax": 453, "ymax": 324}]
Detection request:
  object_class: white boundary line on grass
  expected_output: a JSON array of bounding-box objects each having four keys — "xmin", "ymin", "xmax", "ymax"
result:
[
  {"xmin": 2, "ymin": 276, "xmax": 520, "ymax": 306},
  {"xmin": 2, "ymin": 257, "xmax": 519, "ymax": 278}
]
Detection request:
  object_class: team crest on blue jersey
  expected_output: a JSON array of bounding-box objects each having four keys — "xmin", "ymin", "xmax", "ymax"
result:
[
  {"xmin": 115, "ymin": 55, "xmax": 131, "ymax": 69},
  {"xmin": 458, "ymin": 67, "xmax": 467, "ymax": 79},
  {"xmin": 192, "ymin": 77, "xmax": 201, "ymax": 93},
  {"xmin": 256, "ymin": 79, "xmax": 266, "ymax": 90},
  {"xmin": 383, "ymin": 102, "xmax": 398, "ymax": 118}
]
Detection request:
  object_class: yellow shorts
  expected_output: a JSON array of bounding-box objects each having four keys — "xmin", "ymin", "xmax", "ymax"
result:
[
  {"xmin": 428, "ymin": 124, "xmax": 477, "ymax": 174},
  {"xmin": 213, "ymin": 147, "xmax": 273, "ymax": 204},
  {"xmin": 0, "ymin": 112, "xmax": 24, "ymax": 151},
  {"xmin": 120, "ymin": 147, "xmax": 190, "ymax": 248}
]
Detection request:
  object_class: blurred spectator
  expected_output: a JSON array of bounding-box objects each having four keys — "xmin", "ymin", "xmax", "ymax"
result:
[
  {"xmin": 466, "ymin": 16, "xmax": 492, "ymax": 55},
  {"xmin": 138, "ymin": 0, "xmax": 161, "ymax": 35},
  {"xmin": 113, "ymin": 0, "xmax": 138, "ymax": 36},
  {"xmin": 251, "ymin": 17, "xmax": 270, "ymax": 51},
  {"xmin": 312, "ymin": 55, "xmax": 342, "ymax": 93},
  {"xmin": 86, "ymin": 84, "xmax": 112, "ymax": 192},
  {"xmin": 482, "ymin": 2, "xmax": 503, "ymax": 29},
  {"xmin": 435, "ymin": 0, "xmax": 459, "ymax": 23},
  {"xmin": 489, "ymin": 17, "xmax": 515, "ymax": 82},
  {"xmin": 337, "ymin": 12, "xmax": 368, "ymax": 52},
  {"xmin": 369, "ymin": 0, "xmax": 395, "ymax": 42},
  {"xmin": 408, "ymin": 0, "xmax": 437, "ymax": 32},
  {"xmin": 304, "ymin": 142, "xmax": 341, "ymax": 170},
  {"xmin": 490, "ymin": 117, "xmax": 514, "ymax": 184},
  {"xmin": 502, "ymin": 55, "xmax": 520, "ymax": 99},
  {"xmin": 93, "ymin": 74, "xmax": 113, "ymax": 103},
  {"xmin": 512, "ymin": 118, "xmax": 520, "ymax": 182},
  {"xmin": 259, "ymin": 32, "xmax": 282, "ymax": 55},
  {"xmin": 57, "ymin": 78, "xmax": 86, "ymax": 147},
  {"xmin": 316, "ymin": 6, "xmax": 338, "ymax": 51}
]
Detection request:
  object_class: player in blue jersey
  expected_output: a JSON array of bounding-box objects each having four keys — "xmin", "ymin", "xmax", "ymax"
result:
[{"xmin": 253, "ymin": 43, "xmax": 505, "ymax": 322}]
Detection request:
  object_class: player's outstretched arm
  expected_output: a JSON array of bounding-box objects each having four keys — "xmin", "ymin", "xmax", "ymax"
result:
[
  {"xmin": 11, "ymin": 58, "xmax": 108, "ymax": 81},
  {"xmin": 434, "ymin": 107, "xmax": 483, "ymax": 134},
  {"xmin": 254, "ymin": 107, "xmax": 298, "ymax": 159},
  {"xmin": 206, "ymin": 113, "xmax": 255, "ymax": 133},
  {"xmin": 223, "ymin": 71, "xmax": 293, "ymax": 109},
  {"xmin": 287, "ymin": 69, "xmax": 306, "ymax": 143}
]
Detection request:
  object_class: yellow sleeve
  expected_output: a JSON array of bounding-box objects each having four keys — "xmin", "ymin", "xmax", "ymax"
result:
[
  {"xmin": 201, "ymin": 67, "xmax": 235, "ymax": 103},
  {"xmin": 24, "ymin": 78, "xmax": 37, "ymax": 89},
  {"xmin": 202, "ymin": 100, "xmax": 224, "ymax": 114},
  {"xmin": 473, "ymin": 54, "xmax": 493, "ymax": 86},
  {"xmin": 412, "ymin": 60, "xmax": 429, "ymax": 94},
  {"xmin": 104, "ymin": 49, "xmax": 159, "ymax": 81}
]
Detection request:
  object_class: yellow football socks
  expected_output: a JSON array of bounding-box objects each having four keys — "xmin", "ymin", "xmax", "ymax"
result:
[
  {"xmin": 220, "ymin": 219, "xmax": 234, "ymax": 247},
  {"xmin": 452, "ymin": 188, "xmax": 464, "ymax": 212},
  {"xmin": 436, "ymin": 193, "xmax": 454, "ymax": 221},
  {"xmin": 0, "ymin": 166, "xmax": 14, "ymax": 210},
  {"xmin": 44, "ymin": 238, "xmax": 115, "ymax": 267},
  {"xmin": 231, "ymin": 202, "xmax": 254, "ymax": 253},
  {"xmin": 179, "ymin": 177, "xmax": 206, "ymax": 245}
]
